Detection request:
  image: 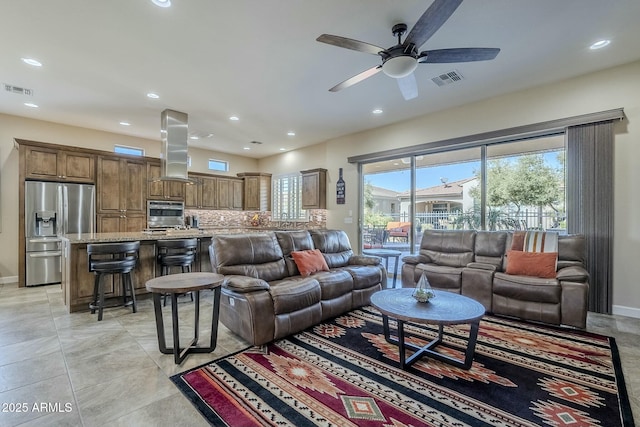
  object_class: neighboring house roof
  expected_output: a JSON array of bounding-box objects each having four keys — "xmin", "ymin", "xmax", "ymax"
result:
[
  {"xmin": 370, "ymin": 185, "xmax": 400, "ymax": 198},
  {"xmin": 397, "ymin": 177, "xmax": 476, "ymax": 199}
]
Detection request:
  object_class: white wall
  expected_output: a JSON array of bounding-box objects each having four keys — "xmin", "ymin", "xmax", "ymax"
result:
[
  {"xmin": 0, "ymin": 114, "xmax": 258, "ymax": 281},
  {"xmin": 3, "ymin": 60, "xmax": 639, "ymax": 317},
  {"xmin": 260, "ymin": 59, "xmax": 640, "ymax": 317}
]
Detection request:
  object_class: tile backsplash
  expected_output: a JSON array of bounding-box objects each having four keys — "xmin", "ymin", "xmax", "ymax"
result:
[{"xmin": 185, "ymin": 209, "xmax": 327, "ymax": 229}]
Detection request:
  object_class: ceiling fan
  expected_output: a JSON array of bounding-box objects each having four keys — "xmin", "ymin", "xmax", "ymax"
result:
[{"xmin": 316, "ymin": 0, "xmax": 500, "ymax": 100}]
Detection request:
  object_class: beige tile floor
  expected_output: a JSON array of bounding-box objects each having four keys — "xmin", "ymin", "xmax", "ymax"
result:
[{"xmin": 0, "ymin": 281, "xmax": 638, "ymax": 426}]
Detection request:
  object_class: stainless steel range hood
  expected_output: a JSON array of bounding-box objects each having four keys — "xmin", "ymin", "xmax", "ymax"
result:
[{"xmin": 159, "ymin": 109, "xmax": 191, "ymax": 182}]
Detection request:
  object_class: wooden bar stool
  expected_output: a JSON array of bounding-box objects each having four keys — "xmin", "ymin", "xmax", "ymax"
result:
[
  {"xmin": 87, "ymin": 241, "xmax": 140, "ymax": 321},
  {"xmin": 156, "ymin": 238, "xmax": 198, "ymax": 306}
]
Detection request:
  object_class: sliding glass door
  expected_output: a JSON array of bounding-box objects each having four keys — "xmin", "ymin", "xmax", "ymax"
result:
[
  {"xmin": 362, "ymin": 159, "xmax": 411, "ymax": 250},
  {"xmin": 360, "ymin": 135, "xmax": 566, "ymax": 252},
  {"xmin": 485, "ymin": 136, "xmax": 565, "ymax": 231}
]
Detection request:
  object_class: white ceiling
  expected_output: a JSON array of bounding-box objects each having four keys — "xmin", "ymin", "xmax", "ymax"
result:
[{"xmin": 2, "ymin": 1, "xmax": 639, "ymax": 159}]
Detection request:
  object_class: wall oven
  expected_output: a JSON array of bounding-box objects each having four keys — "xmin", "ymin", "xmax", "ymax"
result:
[{"xmin": 147, "ymin": 200, "xmax": 185, "ymax": 229}]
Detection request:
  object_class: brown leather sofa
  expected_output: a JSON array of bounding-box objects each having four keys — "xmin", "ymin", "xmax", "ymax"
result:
[
  {"xmin": 209, "ymin": 229, "xmax": 385, "ymax": 345},
  {"xmin": 401, "ymin": 229, "xmax": 589, "ymax": 328}
]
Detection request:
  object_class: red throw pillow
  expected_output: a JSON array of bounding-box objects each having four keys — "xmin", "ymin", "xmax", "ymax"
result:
[
  {"xmin": 505, "ymin": 250, "xmax": 558, "ymax": 279},
  {"xmin": 291, "ymin": 249, "xmax": 330, "ymax": 276}
]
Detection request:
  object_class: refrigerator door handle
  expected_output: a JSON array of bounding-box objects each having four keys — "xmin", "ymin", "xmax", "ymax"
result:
[
  {"xmin": 57, "ymin": 184, "xmax": 65, "ymax": 235},
  {"xmin": 28, "ymin": 238, "xmax": 62, "ymax": 244},
  {"xmin": 64, "ymin": 184, "xmax": 69, "ymax": 235},
  {"xmin": 28, "ymin": 251, "xmax": 62, "ymax": 258}
]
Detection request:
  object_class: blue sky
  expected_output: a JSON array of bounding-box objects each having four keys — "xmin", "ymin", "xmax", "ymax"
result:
[
  {"xmin": 365, "ymin": 152, "xmax": 563, "ymax": 192},
  {"xmin": 366, "ymin": 162, "xmax": 478, "ymax": 192}
]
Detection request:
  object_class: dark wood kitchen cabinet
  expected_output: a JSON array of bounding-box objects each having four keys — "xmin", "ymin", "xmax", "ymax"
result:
[
  {"xmin": 146, "ymin": 161, "xmax": 185, "ymax": 201},
  {"xmin": 186, "ymin": 174, "xmax": 218, "ymax": 209},
  {"xmin": 217, "ymin": 177, "xmax": 244, "ymax": 210},
  {"xmin": 97, "ymin": 156, "xmax": 146, "ymax": 231},
  {"xmin": 185, "ymin": 174, "xmax": 242, "ymax": 210},
  {"xmin": 62, "ymin": 240, "xmax": 156, "ymax": 312},
  {"xmin": 238, "ymin": 172, "xmax": 271, "ymax": 211},
  {"xmin": 24, "ymin": 146, "xmax": 95, "ymax": 183},
  {"xmin": 97, "ymin": 214, "xmax": 146, "ymax": 233},
  {"xmin": 301, "ymin": 168, "xmax": 327, "ymax": 209}
]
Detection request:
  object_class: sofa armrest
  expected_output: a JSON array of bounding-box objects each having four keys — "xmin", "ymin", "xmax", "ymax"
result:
[
  {"xmin": 556, "ymin": 266, "xmax": 588, "ymax": 282},
  {"xmin": 349, "ymin": 255, "xmax": 382, "ymax": 266},
  {"xmin": 466, "ymin": 262, "xmax": 497, "ymax": 272},
  {"xmin": 402, "ymin": 255, "xmax": 428, "ymax": 265},
  {"xmin": 560, "ymin": 281, "xmax": 589, "ymax": 328},
  {"xmin": 224, "ymin": 275, "xmax": 270, "ymax": 293}
]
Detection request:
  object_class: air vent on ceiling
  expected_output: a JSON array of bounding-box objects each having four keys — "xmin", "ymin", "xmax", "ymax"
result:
[
  {"xmin": 431, "ymin": 70, "xmax": 464, "ymax": 87},
  {"xmin": 250, "ymin": 140, "xmax": 263, "ymax": 145},
  {"xmin": 4, "ymin": 84, "xmax": 34, "ymax": 96}
]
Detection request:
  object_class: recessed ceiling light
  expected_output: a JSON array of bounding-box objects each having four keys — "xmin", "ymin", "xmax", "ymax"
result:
[
  {"xmin": 372, "ymin": 109, "xmax": 383, "ymax": 114},
  {"xmin": 287, "ymin": 131, "xmax": 295, "ymax": 136},
  {"xmin": 189, "ymin": 135, "xmax": 199, "ymax": 140},
  {"xmin": 146, "ymin": 92, "xmax": 159, "ymax": 99},
  {"xmin": 243, "ymin": 147, "xmax": 250, "ymax": 150},
  {"xmin": 279, "ymin": 148, "xmax": 286, "ymax": 151},
  {"xmin": 119, "ymin": 121, "xmax": 131, "ymax": 126},
  {"xmin": 229, "ymin": 116, "xmax": 239, "ymax": 121},
  {"xmin": 21, "ymin": 58, "xmax": 42, "ymax": 67},
  {"xmin": 24, "ymin": 102, "xmax": 39, "ymax": 108},
  {"xmin": 151, "ymin": 0, "xmax": 171, "ymax": 7},
  {"xmin": 590, "ymin": 39, "xmax": 611, "ymax": 50}
]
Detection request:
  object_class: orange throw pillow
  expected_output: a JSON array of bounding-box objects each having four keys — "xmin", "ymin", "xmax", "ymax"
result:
[
  {"xmin": 505, "ymin": 250, "xmax": 558, "ymax": 279},
  {"xmin": 291, "ymin": 249, "xmax": 330, "ymax": 276}
]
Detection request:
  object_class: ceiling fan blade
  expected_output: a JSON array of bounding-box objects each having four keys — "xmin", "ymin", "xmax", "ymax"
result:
[
  {"xmin": 419, "ymin": 48, "xmax": 500, "ymax": 63},
  {"xmin": 405, "ymin": 0, "xmax": 463, "ymax": 49},
  {"xmin": 329, "ymin": 65, "xmax": 382, "ymax": 92},
  {"xmin": 316, "ymin": 34, "xmax": 385, "ymax": 55},
  {"xmin": 397, "ymin": 73, "xmax": 418, "ymax": 100}
]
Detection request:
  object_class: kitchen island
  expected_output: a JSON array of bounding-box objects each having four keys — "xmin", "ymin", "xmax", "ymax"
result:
[{"xmin": 60, "ymin": 228, "xmax": 291, "ymax": 313}]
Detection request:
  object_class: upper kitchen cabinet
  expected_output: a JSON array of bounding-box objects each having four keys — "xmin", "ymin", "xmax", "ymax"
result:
[
  {"xmin": 301, "ymin": 168, "xmax": 327, "ymax": 209},
  {"xmin": 186, "ymin": 174, "xmax": 217, "ymax": 209},
  {"xmin": 23, "ymin": 145, "xmax": 95, "ymax": 183},
  {"xmin": 185, "ymin": 174, "xmax": 243, "ymax": 210},
  {"xmin": 232, "ymin": 179, "xmax": 244, "ymax": 210},
  {"xmin": 217, "ymin": 177, "xmax": 244, "ymax": 210},
  {"xmin": 97, "ymin": 156, "xmax": 146, "ymax": 216},
  {"xmin": 146, "ymin": 161, "xmax": 185, "ymax": 201},
  {"xmin": 238, "ymin": 172, "xmax": 271, "ymax": 211}
]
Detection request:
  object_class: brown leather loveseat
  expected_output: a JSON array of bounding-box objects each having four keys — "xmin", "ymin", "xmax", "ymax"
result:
[
  {"xmin": 401, "ymin": 229, "xmax": 589, "ymax": 328},
  {"xmin": 209, "ymin": 229, "xmax": 385, "ymax": 345}
]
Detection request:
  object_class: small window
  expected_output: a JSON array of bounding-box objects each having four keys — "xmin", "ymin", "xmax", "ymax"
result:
[
  {"xmin": 208, "ymin": 159, "xmax": 228, "ymax": 172},
  {"xmin": 114, "ymin": 145, "xmax": 144, "ymax": 156}
]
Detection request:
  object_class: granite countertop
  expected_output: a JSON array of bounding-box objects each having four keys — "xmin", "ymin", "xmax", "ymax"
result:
[{"xmin": 62, "ymin": 227, "xmax": 314, "ymax": 244}]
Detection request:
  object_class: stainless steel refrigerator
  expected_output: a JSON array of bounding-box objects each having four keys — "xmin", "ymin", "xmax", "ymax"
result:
[{"xmin": 24, "ymin": 181, "xmax": 96, "ymax": 286}]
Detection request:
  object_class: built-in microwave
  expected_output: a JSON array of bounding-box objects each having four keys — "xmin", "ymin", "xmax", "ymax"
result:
[{"xmin": 147, "ymin": 200, "xmax": 184, "ymax": 228}]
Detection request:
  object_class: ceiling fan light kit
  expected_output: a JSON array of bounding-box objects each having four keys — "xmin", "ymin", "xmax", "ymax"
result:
[
  {"xmin": 316, "ymin": 0, "xmax": 499, "ymax": 100},
  {"xmin": 382, "ymin": 56, "xmax": 418, "ymax": 78}
]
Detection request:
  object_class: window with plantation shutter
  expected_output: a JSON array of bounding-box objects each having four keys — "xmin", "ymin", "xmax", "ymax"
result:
[{"xmin": 272, "ymin": 173, "xmax": 307, "ymax": 222}]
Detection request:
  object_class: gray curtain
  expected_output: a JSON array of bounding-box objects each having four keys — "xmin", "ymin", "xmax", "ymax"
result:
[{"xmin": 566, "ymin": 121, "xmax": 614, "ymax": 314}]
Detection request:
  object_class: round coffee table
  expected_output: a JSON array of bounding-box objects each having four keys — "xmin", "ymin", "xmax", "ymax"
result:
[
  {"xmin": 146, "ymin": 272, "xmax": 225, "ymax": 364},
  {"xmin": 370, "ymin": 288, "xmax": 485, "ymax": 370}
]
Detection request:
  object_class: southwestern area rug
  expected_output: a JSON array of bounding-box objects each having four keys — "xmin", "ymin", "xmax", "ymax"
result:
[{"xmin": 172, "ymin": 307, "xmax": 634, "ymax": 426}]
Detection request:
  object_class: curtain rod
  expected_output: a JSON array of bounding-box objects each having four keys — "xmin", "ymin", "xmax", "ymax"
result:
[{"xmin": 348, "ymin": 108, "xmax": 624, "ymax": 164}]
